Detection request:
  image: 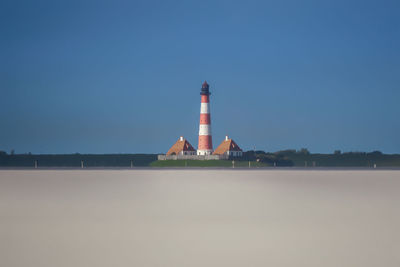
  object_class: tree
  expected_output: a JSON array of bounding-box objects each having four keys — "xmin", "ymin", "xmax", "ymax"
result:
[
  {"xmin": 275, "ymin": 149, "xmax": 296, "ymax": 156},
  {"xmin": 298, "ymin": 148, "xmax": 310, "ymax": 155},
  {"xmin": 370, "ymin": 150, "xmax": 382, "ymax": 155}
]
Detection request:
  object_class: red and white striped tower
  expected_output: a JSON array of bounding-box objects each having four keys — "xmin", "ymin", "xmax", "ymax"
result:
[{"xmin": 197, "ymin": 81, "xmax": 213, "ymax": 155}]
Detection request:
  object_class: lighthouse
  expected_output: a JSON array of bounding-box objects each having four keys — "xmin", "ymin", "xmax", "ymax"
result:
[{"xmin": 197, "ymin": 81, "xmax": 213, "ymax": 155}]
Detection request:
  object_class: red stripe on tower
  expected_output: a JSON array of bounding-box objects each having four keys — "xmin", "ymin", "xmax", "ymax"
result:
[{"xmin": 197, "ymin": 81, "xmax": 213, "ymax": 155}]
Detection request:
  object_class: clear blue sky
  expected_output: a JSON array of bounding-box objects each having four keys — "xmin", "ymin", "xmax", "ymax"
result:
[{"xmin": 1, "ymin": 0, "xmax": 399, "ymax": 154}]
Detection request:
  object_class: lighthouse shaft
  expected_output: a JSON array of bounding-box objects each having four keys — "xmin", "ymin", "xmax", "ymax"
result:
[{"xmin": 197, "ymin": 82, "xmax": 213, "ymax": 155}]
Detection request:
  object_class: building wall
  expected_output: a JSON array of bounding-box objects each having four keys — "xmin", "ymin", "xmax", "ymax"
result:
[
  {"xmin": 181, "ymin": 151, "xmax": 196, "ymax": 156},
  {"xmin": 226, "ymin": 151, "xmax": 243, "ymax": 157},
  {"xmin": 158, "ymin": 154, "xmax": 228, "ymax": 160}
]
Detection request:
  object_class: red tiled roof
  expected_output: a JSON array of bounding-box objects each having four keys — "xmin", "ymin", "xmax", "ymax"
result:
[
  {"xmin": 213, "ymin": 138, "xmax": 242, "ymax": 155},
  {"xmin": 166, "ymin": 137, "xmax": 196, "ymax": 155}
]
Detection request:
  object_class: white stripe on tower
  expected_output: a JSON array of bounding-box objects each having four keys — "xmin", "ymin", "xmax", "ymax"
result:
[
  {"xmin": 199, "ymin": 124, "xmax": 212, "ymax": 135},
  {"xmin": 197, "ymin": 81, "xmax": 213, "ymax": 155},
  {"xmin": 200, "ymin": 103, "xmax": 209, "ymax": 114}
]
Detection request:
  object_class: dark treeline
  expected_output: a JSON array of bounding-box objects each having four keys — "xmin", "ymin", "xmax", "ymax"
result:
[
  {"xmin": 240, "ymin": 149, "xmax": 400, "ymax": 167},
  {"xmin": 1, "ymin": 149, "xmax": 400, "ymax": 167},
  {"xmin": 0, "ymin": 152, "xmax": 157, "ymax": 167}
]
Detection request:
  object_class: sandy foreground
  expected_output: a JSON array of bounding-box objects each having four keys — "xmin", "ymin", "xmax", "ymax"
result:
[{"xmin": 0, "ymin": 169, "xmax": 399, "ymax": 267}]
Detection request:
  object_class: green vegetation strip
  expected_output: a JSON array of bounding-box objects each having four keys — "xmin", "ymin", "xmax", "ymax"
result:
[{"xmin": 150, "ymin": 160, "xmax": 269, "ymax": 168}]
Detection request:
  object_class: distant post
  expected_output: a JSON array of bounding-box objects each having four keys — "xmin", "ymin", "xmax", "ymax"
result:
[
  {"xmin": 274, "ymin": 162, "xmax": 276, "ymax": 167},
  {"xmin": 248, "ymin": 161, "xmax": 251, "ymax": 168},
  {"xmin": 34, "ymin": 160, "xmax": 38, "ymax": 169},
  {"xmin": 130, "ymin": 160, "xmax": 133, "ymax": 168},
  {"xmin": 232, "ymin": 160, "xmax": 235, "ymax": 168},
  {"xmin": 81, "ymin": 160, "xmax": 84, "ymax": 169}
]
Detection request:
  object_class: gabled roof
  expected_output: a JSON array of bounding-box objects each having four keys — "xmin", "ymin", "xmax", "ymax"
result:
[
  {"xmin": 166, "ymin": 137, "xmax": 196, "ymax": 155},
  {"xmin": 213, "ymin": 137, "xmax": 242, "ymax": 155}
]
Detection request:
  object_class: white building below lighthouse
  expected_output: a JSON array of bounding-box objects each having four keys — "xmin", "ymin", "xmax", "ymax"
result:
[
  {"xmin": 166, "ymin": 136, "xmax": 196, "ymax": 156},
  {"xmin": 213, "ymin": 136, "xmax": 243, "ymax": 157}
]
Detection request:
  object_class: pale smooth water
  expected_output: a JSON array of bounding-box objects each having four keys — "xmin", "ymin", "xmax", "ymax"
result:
[{"xmin": 1, "ymin": 170, "xmax": 399, "ymax": 267}]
